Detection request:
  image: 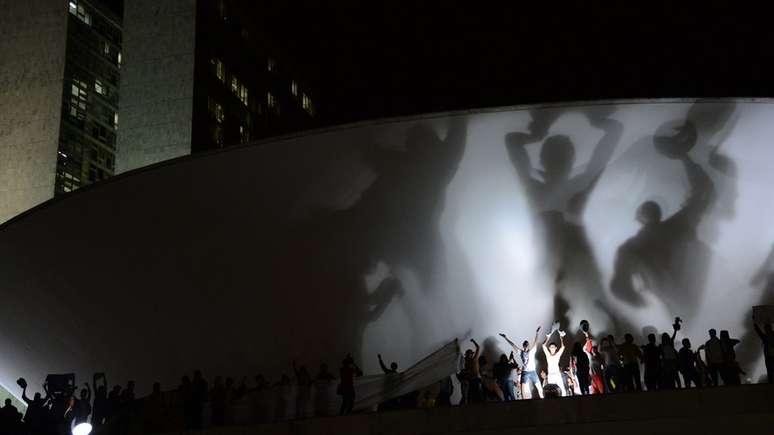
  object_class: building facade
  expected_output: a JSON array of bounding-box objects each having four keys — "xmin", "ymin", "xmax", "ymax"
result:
[
  {"xmin": 116, "ymin": 0, "xmax": 319, "ymax": 173},
  {"xmin": 0, "ymin": 0, "xmax": 122, "ymax": 223}
]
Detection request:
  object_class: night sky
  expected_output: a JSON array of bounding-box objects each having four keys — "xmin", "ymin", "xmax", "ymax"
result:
[{"xmin": 254, "ymin": 2, "xmax": 773, "ymax": 126}]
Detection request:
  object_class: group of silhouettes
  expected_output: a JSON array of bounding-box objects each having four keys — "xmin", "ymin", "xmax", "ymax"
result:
[
  {"xmin": 0, "ymin": 373, "xmax": 134, "ymax": 435},
  {"xmin": 2, "ymin": 315, "xmax": 772, "ymax": 435},
  {"xmin": 457, "ymin": 317, "xmax": 774, "ymax": 403}
]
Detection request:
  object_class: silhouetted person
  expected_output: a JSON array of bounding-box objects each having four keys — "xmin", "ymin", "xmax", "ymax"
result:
[
  {"xmin": 0, "ymin": 399, "xmax": 22, "ymax": 435},
  {"xmin": 619, "ymin": 333, "xmax": 643, "ymax": 392},
  {"xmin": 506, "ymin": 109, "xmax": 622, "ymax": 326},
  {"xmin": 178, "ymin": 376, "xmax": 194, "ymax": 430},
  {"xmin": 492, "ymin": 353, "xmax": 519, "ymax": 401},
  {"xmin": 315, "ymin": 364, "xmax": 335, "ymax": 382},
  {"xmin": 678, "ymin": 338, "xmax": 699, "ymax": 387},
  {"xmin": 436, "ymin": 377, "xmax": 454, "ymax": 407},
  {"xmin": 338, "ymin": 354, "xmax": 362, "ymax": 415},
  {"xmin": 571, "ymin": 342, "xmax": 591, "ymax": 395},
  {"xmin": 144, "ymin": 382, "xmax": 166, "ymax": 433},
  {"xmin": 720, "ymin": 330, "xmax": 742, "ymax": 385},
  {"xmin": 753, "ymin": 317, "xmax": 774, "ymax": 383},
  {"xmin": 659, "ymin": 330, "xmax": 680, "ymax": 389},
  {"xmin": 190, "ymin": 371, "xmax": 208, "ymax": 429},
  {"xmin": 377, "ymin": 354, "xmax": 398, "ymax": 374},
  {"xmin": 459, "ymin": 339, "xmax": 481, "ymax": 404},
  {"xmin": 611, "ymin": 123, "xmax": 715, "ymax": 314},
  {"xmin": 107, "ymin": 384, "xmax": 122, "ymax": 421},
  {"xmin": 376, "ymin": 353, "xmax": 401, "ymax": 410},
  {"xmin": 641, "ymin": 333, "xmax": 660, "ymax": 391},
  {"xmin": 72, "ymin": 382, "xmax": 91, "ymax": 425},
  {"xmin": 251, "ymin": 374, "xmax": 269, "ymax": 392},
  {"xmin": 210, "ymin": 376, "xmax": 226, "ymax": 426},
  {"xmin": 599, "ymin": 335, "xmax": 620, "ymax": 393},
  {"xmin": 293, "ymin": 362, "xmax": 313, "ymax": 418},
  {"xmin": 705, "ymin": 329, "xmax": 724, "ymax": 386},
  {"xmin": 91, "ymin": 373, "xmax": 108, "ymax": 427},
  {"xmin": 313, "ymin": 367, "xmax": 334, "ymax": 418},
  {"xmin": 501, "ymin": 327, "xmax": 544, "ymax": 399},
  {"xmin": 21, "ymin": 386, "xmax": 49, "ymax": 435}
]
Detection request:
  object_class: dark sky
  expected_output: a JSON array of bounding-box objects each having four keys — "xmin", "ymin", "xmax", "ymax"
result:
[{"xmin": 253, "ymin": 2, "xmax": 773, "ymax": 126}]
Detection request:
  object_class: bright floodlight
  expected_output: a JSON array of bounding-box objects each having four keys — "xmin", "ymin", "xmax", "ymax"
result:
[{"xmin": 72, "ymin": 423, "xmax": 92, "ymax": 435}]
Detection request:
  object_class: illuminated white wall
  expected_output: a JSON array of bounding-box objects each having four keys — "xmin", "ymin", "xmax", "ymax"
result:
[{"xmin": 0, "ymin": 99, "xmax": 772, "ymax": 396}]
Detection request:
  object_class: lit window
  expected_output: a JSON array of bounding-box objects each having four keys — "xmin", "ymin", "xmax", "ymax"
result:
[
  {"xmin": 291, "ymin": 81, "xmax": 298, "ymax": 97},
  {"xmin": 69, "ymin": 2, "xmax": 92, "ymax": 26},
  {"xmin": 216, "ymin": 0, "xmax": 227, "ymax": 20},
  {"xmin": 302, "ymin": 93, "xmax": 314, "ymax": 116},
  {"xmin": 69, "ymin": 79, "xmax": 88, "ymax": 120},
  {"xmin": 239, "ymin": 84, "xmax": 248, "ymax": 106},
  {"xmin": 117, "ymin": 52, "xmax": 122, "ymax": 66},
  {"xmin": 211, "ymin": 58, "xmax": 225, "ymax": 82},
  {"xmin": 208, "ymin": 97, "xmax": 224, "ymax": 123},
  {"xmin": 95, "ymin": 79, "xmax": 105, "ymax": 95},
  {"xmin": 103, "ymin": 41, "xmax": 110, "ymax": 56},
  {"xmin": 267, "ymin": 57, "xmax": 276, "ymax": 72},
  {"xmin": 113, "ymin": 113, "xmax": 119, "ymax": 129},
  {"xmin": 231, "ymin": 77, "xmax": 238, "ymax": 94},
  {"xmin": 267, "ymin": 92, "xmax": 276, "ymax": 108}
]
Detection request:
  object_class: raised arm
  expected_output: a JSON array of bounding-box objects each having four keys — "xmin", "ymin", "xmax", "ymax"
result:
[
  {"xmin": 439, "ymin": 118, "xmax": 468, "ymax": 182},
  {"xmin": 581, "ymin": 111, "xmax": 623, "ymax": 181},
  {"xmin": 667, "ymin": 155, "xmax": 715, "ymax": 230},
  {"xmin": 505, "ymin": 111, "xmax": 556, "ymax": 196},
  {"xmin": 471, "ymin": 339, "xmax": 480, "ymax": 359},
  {"xmin": 558, "ymin": 331, "xmax": 566, "ymax": 356},
  {"xmin": 499, "ymin": 333, "xmax": 519, "ymax": 353},
  {"xmin": 377, "ymin": 354, "xmax": 390, "ymax": 374},
  {"xmin": 530, "ymin": 326, "xmax": 542, "ymax": 350},
  {"xmin": 21, "ymin": 387, "xmax": 31, "ymax": 405},
  {"xmin": 670, "ymin": 327, "xmax": 678, "ymax": 344}
]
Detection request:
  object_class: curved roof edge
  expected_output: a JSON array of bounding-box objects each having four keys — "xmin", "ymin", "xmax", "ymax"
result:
[{"xmin": 2, "ymin": 96, "xmax": 771, "ymax": 232}]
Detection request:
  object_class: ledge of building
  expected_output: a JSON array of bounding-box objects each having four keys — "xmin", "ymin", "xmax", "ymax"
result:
[{"xmin": 154, "ymin": 384, "xmax": 774, "ymax": 435}]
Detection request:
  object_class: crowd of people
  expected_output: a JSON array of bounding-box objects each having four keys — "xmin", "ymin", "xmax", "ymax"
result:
[
  {"xmin": 1, "ymin": 316, "xmax": 772, "ymax": 435},
  {"xmin": 457, "ymin": 317, "xmax": 774, "ymax": 402}
]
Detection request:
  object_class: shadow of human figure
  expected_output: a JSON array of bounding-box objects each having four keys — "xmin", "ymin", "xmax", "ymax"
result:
[
  {"xmin": 505, "ymin": 107, "xmax": 622, "ymax": 326},
  {"xmin": 609, "ymin": 102, "xmax": 737, "ymax": 320},
  {"xmin": 352, "ymin": 118, "xmax": 469, "ymax": 295},
  {"xmin": 271, "ymin": 118, "xmax": 469, "ymax": 366},
  {"xmin": 610, "ymin": 121, "xmax": 716, "ymax": 314}
]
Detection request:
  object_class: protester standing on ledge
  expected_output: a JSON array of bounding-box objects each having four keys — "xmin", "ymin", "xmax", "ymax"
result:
[
  {"xmin": 500, "ymin": 327, "xmax": 544, "ymax": 399},
  {"xmin": 338, "ymin": 354, "xmax": 362, "ymax": 415},
  {"xmin": 543, "ymin": 322, "xmax": 567, "ymax": 397}
]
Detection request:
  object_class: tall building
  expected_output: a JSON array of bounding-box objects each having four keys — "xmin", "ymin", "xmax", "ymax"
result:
[
  {"xmin": 0, "ymin": 0, "xmax": 122, "ymax": 223},
  {"xmin": 116, "ymin": 0, "xmax": 319, "ymax": 173}
]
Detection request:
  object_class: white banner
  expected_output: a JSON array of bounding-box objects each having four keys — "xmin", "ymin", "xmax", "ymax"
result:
[{"xmin": 353, "ymin": 339, "xmax": 460, "ymax": 411}]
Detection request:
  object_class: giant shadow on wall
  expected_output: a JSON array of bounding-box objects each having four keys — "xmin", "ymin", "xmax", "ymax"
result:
[
  {"xmin": 264, "ymin": 117, "xmax": 471, "ymax": 365},
  {"xmin": 505, "ymin": 106, "xmax": 623, "ymax": 328},
  {"xmin": 609, "ymin": 102, "xmax": 737, "ymax": 322}
]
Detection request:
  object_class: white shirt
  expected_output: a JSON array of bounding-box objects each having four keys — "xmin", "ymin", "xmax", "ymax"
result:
[
  {"xmin": 521, "ymin": 347, "xmax": 538, "ymax": 372},
  {"xmin": 544, "ymin": 345, "xmax": 564, "ymax": 375}
]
